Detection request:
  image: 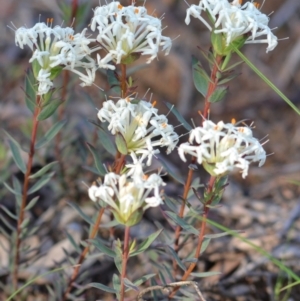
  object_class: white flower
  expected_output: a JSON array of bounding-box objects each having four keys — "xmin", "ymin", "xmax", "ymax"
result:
[
  {"xmin": 88, "ymin": 171, "xmax": 165, "ymax": 225},
  {"xmin": 185, "ymin": 0, "xmax": 278, "ymax": 52},
  {"xmin": 178, "ymin": 120, "xmax": 267, "ymax": 178},
  {"xmin": 91, "ymin": 2, "xmax": 172, "ymax": 68},
  {"xmin": 98, "ymin": 97, "xmax": 179, "ymax": 166},
  {"xmin": 15, "ymin": 22, "xmax": 99, "ymax": 94}
]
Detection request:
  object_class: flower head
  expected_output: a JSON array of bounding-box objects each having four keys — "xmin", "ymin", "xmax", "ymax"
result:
[
  {"xmin": 88, "ymin": 170, "xmax": 165, "ymax": 226},
  {"xmin": 178, "ymin": 120, "xmax": 266, "ymax": 178},
  {"xmin": 185, "ymin": 0, "xmax": 278, "ymax": 52},
  {"xmin": 98, "ymin": 97, "xmax": 179, "ymax": 166},
  {"xmin": 15, "ymin": 22, "xmax": 98, "ymax": 94},
  {"xmin": 91, "ymin": 2, "xmax": 172, "ymax": 68}
]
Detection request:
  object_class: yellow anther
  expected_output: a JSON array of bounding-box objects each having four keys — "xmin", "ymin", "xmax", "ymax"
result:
[
  {"xmin": 118, "ymin": 4, "xmax": 123, "ymax": 9},
  {"xmin": 134, "ymin": 8, "xmax": 139, "ymax": 14},
  {"xmin": 161, "ymin": 123, "xmax": 167, "ymax": 128},
  {"xmin": 253, "ymin": 2, "xmax": 260, "ymax": 8},
  {"xmin": 231, "ymin": 118, "xmax": 236, "ymax": 125},
  {"xmin": 152, "ymin": 100, "xmax": 157, "ymax": 107},
  {"xmin": 125, "ymin": 97, "xmax": 130, "ymax": 102}
]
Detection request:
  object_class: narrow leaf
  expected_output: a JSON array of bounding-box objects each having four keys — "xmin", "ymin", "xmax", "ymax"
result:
[
  {"xmin": 98, "ymin": 128, "xmax": 116, "ymax": 155},
  {"xmin": 35, "ymin": 120, "xmax": 67, "ymax": 149},
  {"xmin": 192, "ymin": 56, "xmax": 209, "ymax": 98},
  {"xmin": 8, "ymin": 140, "xmax": 26, "ymax": 173},
  {"xmin": 191, "ymin": 271, "xmax": 222, "ymax": 278},
  {"xmin": 200, "ymin": 238, "xmax": 211, "ymax": 254},
  {"xmin": 115, "ymin": 133, "xmax": 128, "ymax": 155},
  {"xmin": 68, "ymin": 202, "xmax": 94, "ymax": 225},
  {"xmin": 3, "ymin": 182, "xmax": 22, "ymax": 196},
  {"xmin": 65, "ymin": 231, "xmax": 81, "ymax": 254},
  {"xmin": 89, "ymin": 282, "xmax": 117, "ymax": 294},
  {"xmin": 27, "ymin": 172, "xmax": 55, "ymax": 195},
  {"xmin": 25, "ymin": 196, "xmax": 40, "ymax": 211},
  {"xmin": 158, "ymin": 158, "xmax": 185, "ymax": 184},
  {"xmin": 130, "ymin": 229, "xmax": 162, "ymax": 257},
  {"xmin": 37, "ymin": 99, "xmax": 63, "ymax": 121},
  {"xmin": 112, "ymin": 274, "xmax": 121, "ymax": 296},
  {"xmin": 165, "ymin": 211, "xmax": 198, "ymax": 235},
  {"xmin": 134, "ymin": 273, "xmax": 156, "ymax": 286},
  {"xmin": 0, "ymin": 205, "xmax": 18, "ymax": 220},
  {"xmin": 24, "ymin": 70, "xmax": 37, "ymax": 113},
  {"xmin": 91, "ymin": 238, "xmax": 116, "ymax": 257},
  {"xmin": 124, "ymin": 278, "xmax": 139, "ymax": 292},
  {"xmin": 86, "ymin": 142, "xmax": 106, "ymax": 176},
  {"xmin": 29, "ymin": 161, "xmax": 58, "ymax": 179},
  {"xmin": 167, "ymin": 246, "xmax": 186, "ymax": 272},
  {"xmin": 208, "ymin": 85, "xmax": 228, "ymax": 103},
  {"xmin": 164, "ymin": 102, "xmax": 192, "ymax": 131},
  {"xmin": 205, "ymin": 231, "xmax": 241, "ymax": 239}
]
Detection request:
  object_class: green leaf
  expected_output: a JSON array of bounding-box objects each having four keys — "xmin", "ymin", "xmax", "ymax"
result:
[
  {"xmin": 191, "ymin": 271, "xmax": 222, "ymax": 278},
  {"xmin": 7, "ymin": 139, "xmax": 26, "ymax": 174},
  {"xmin": 29, "ymin": 161, "xmax": 58, "ymax": 179},
  {"xmin": 124, "ymin": 278, "xmax": 139, "ymax": 292},
  {"xmin": 130, "ymin": 229, "xmax": 162, "ymax": 257},
  {"xmin": 115, "ymin": 133, "xmax": 128, "ymax": 155},
  {"xmin": 200, "ymin": 238, "xmax": 211, "ymax": 254},
  {"xmin": 192, "ymin": 56, "xmax": 209, "ymax": 98},
  {"xmin": 134, "ymin": 273, "xmax": 156, "ymax": 287},
  {"xmin": 165, "ymin": 211, "xmax": 199, "ymax": 235},
  {"xmin": 89, "ymin": 282, "xmax": 117, "ymax": 294},
  {"xmin": 35, "ymin": 120, "xmax": 67, "ymax": 149},
  {"xmin": 98, "ymin": 128, "xmax": 116, "ymax": 155},
  {"xmin": 27, "ymin": 172, "xmax": 55, "ymax": 195},
  {"xmin": 114, "ymin": 254, "xmax": 122, "ymax": 274},
  {"xmin": 68, "ymin": 202, "xmax": 94, "ymax": 225},
  {"xmin": 218, "ymin": 73, "xmax": 239, "ymax": 85},
  {"xmin": 37, "ymin": 99, "xmax": 63, "ymax": 121},
  {"xmin": 208, "ymin": 85, "xmax": 228, "ymax": 103},
  {"xmin": 164, "ymin": 101, "xmax": 192, "ymax": 132},
  {"xmin": 205, "ymin": 231, "xmax": 241, "ymax": 239},
  {"xmin": 65, "ymin": 230, "xmax": 81, "ymax": 255},
  {"xmin": 107, "ymin": 69, "xmax": 120, "ymax": 93},
  {"xmin": 86, "ymin": 142, "xmax": 106, "ymax": 176},
  {"xmin": 158, "ymin": 158, "xmax": 185, "ymax": 185},
  {"xmin": 0, "ymin": 205, "xmax": 18, "ymax": 220},
  {"xmin": 25, "ymin": 196, "xmax": 40, "ymax": 211},
  {"xmin": 167, "ymin": 246, "xmax": 186, "ymax": 272},
  {"xmin": 24, "ymin": 69, "xmax": 37, "ymax": 114},
  {"xmin": 112, "ymin": 274, "xmax": 121, "ymax": 299},
  {"xmin": 91, "ymin": 238, "xmax": 116, "ymax": 257},
  {"xmin": 3, "ymin": 182, "xmax": 22, "ymax": 196},
  {"xmin": 164, "ymin": 196, "xmax": 180, "ymax": 212},
  {"xmin": 49, "ymin": 66, "xmax": 63, "ymax": 80},
  {"xmin": 234, "ymin": 48, "xmax": 300, "ymax": 116}
]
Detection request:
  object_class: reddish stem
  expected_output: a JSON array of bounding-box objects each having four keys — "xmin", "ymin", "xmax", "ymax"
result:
[
  {"xmin": 71, "ymin": 0, "xmax": 79, "ymax": 25},
  {"xmin": 169, "ymin": 177, "xmax": 216, "ymax": 299},
  {"xmin": 120, "ymin": 226, "xmax": 130, "ymax": 301},
  {"xmin": 62, "ymin": 207, "xmax": 105, "ymax": 300},
  {"xmin": 202, "ymin": 55, "xmax": 223, "ymax": 120},
  {"xmin": 172, "ymin": 157, "xmax": 196, "ymax": 273},
  {"xmin": 12, "ymin": 96, "xmax": 41, "ymax": 290}
]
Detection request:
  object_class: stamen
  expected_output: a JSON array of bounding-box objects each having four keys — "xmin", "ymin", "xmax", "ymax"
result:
[
  {"xmin": 231, "ymin": 118, "xmax": 236, "ymax": 124},
  {"xmin": 152, "ymin": 100, "xmax": 157, "ymax": 107},
  {"xmin": 118, "ymin": 4, "xmax": 123, "ymax": 9}
]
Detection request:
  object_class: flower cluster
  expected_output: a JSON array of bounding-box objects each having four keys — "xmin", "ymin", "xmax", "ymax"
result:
[
  {"xmin": 98, "ymin": 97, "xmax": 179, "ymax": 166},
  {"xmin": 91, "ymin": 1, "xmax": 172, "ymax": 69},
  {"xmin": 88, "ymin": 168, "xmax": 165, "ymax": 226},
  {"xmin": 185, "ymin": 0, "xmax": 278, "ymax": 52},
  {"xmin": 178, "ymin": 120, "xmax": 266, "ymax": 178},
  {"xmin": 15, "ymin": 22, "xmax": 98, "ymax": 94}
]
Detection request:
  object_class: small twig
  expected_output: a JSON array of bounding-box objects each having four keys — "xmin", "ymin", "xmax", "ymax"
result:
[
  {"xmin": 137, "ymin": 281, "xmax": 206, "ymax": 301},
  {"xmin": 12, "ymin": 96, "xmax": 41, "ymax": 290},
  {"xmin": 62, "ymin": 207, "xmax": 105, "ymax": 300},
  {"xmin": 120, "ymin": 226, "xmax": 131, "ymax": 301}
]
